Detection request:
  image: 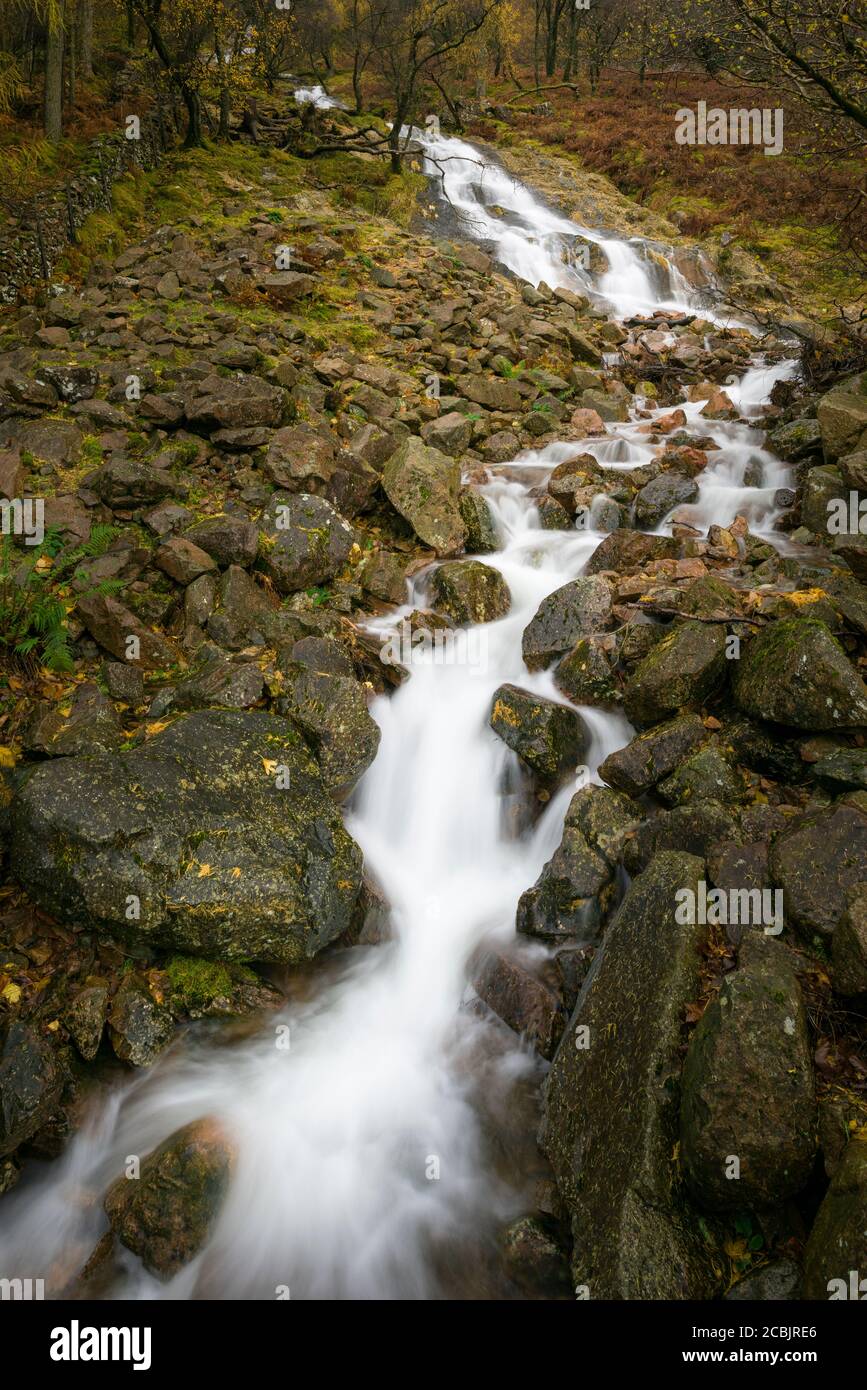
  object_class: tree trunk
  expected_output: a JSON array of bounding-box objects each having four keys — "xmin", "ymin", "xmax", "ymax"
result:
[
  {"xmin": 44, "ymin": 9, "xmax": 64, "ymax": 142},
  {"xmin": 79, "ymin": 0, "xmax": 93, "ymax": 78},
  {"xmin": 352, "ymin": 49, "xmax": 364, "ymax": 114},
  {"xmin": 126, "ymin": 0, "xmax": 135, "ymax": 47},
  {"xmin": 67, "ymin": 16, "xmax": 75, "ymax": 106},
  {"xmin": 182, "ymin": 85, "xmax": 203, "ymax": 147}
]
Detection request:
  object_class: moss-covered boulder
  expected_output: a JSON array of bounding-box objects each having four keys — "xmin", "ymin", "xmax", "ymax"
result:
[
  {"xmin": 10, "ymin": 710, "xmax": 363, "ymax": 964},
  {"xmin": 803, "ymin": 1134, "xmax": 867, "ymax": 1300},
  {"xmin": 276, "ymin": 663, "xmax": 380, "ymax": 798},
  {"xmin": 832, "ymin": 887, "xmax": 867, "ymax": 996},
  {"xmin": 489, "ymin": 684, "xmax": 587, "ymax": 783},
  {"xmin": 599, "ymin": 713, "xmax": 707, "ymax": 796},
  {"xmin": 257, "ymin": 492, "xmax": 356, "ymax": 594},
  {"xmin": 541, "ymin": 851, "xmax": 721, "ymax": 1299},
  {"xmin": 104, "ymin": 1119, "xmax": 232, "ymax": 1279},
  {"xmin": 554, "ymin": 636, "xmax": 619, "ymax": 705},
  {"xmin": 459, "ymin": 490, "xmax": 499, "ymax": 553},
  {"xmin": 657, "ymin": 740, "xmax": 744, "ymax": 807},
  {"xmin": 769, "ymin": 799, "xmax": 867, "ymax": 941},
  {"xmin": 623, "ymin": 621, "xmax": 727, "ymax": 725},
  {"xmin": 382, "ymin": 436, "xmax": 466, "ymax": 555},
  {"xmin": 430, "ymin": 560, "xmax": 511, "ymax": 625},
  {"xmin": 633, "ymin": 472, "xmax": 698, "ymax": 528},
  {"xmin": 584, "ymin": 528, "xmax": 677, "ymax": 575},
  {"xmin": 680, "ymin": 939, "xmax": 817, "ymax": 1210},
  {"xmin": 517, "ymin": 811, "xmax": 614, "ymax": 944},
  {"xmin": 521, "ymin": 576, "xmax": 613, "ymax": 671},
  {"xmin": 0, "ymin": 1021, "xmax": 63, "ymax": 1158},
  {"xmin": 732, "ymin": 618, "xmax": 867, "ymax": 729},
  {"xmin": 817, "ymin": 371, "xmax": 867, "ymax": 462}
]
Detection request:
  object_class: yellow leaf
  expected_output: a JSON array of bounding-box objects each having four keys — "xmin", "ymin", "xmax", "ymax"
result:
[
  {"xmin": 0, "ymin": 746, "xmax": 17, "ymax": 768},
  {"xmin": 262, "ymin": 758, "xmax": 278, "ymax": 776},
  {"xmin": 1, "ymin": 982, "xmax": 21, "ymax": 1004},
  {"xmin": 231, "ymin": 867, "xmax": 241, "ymax": 879},
  {"xmin": 145, "ymin": 721, "xmax": 170, "ymax": 736},
  {"xmin": 198, "ymin": 863, "xmax": 213, "ymax": 878}
]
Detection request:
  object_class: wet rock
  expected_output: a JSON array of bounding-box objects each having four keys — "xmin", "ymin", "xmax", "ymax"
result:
[
  {"xmin": 206, "ymin": 565, "xmax": 276, "ymax": 650},
  {"xmin": 473, "ymin": 949, "xmax": 564, "ymax": 1059},
  {"xmin": 812, "ymin": 747, "xmax": 867, "ymax": 790},
  {"xmin": 839, "ymin": 448, "xmax": 867, "ymax": 491},
  {"xmin": 766, "ymin": 418, "xmax": 822, "ymax": 463},
  {"xmin": 585, "ymin": 528, "xmax": 677, "ymax": 575},
  {"xmin": 104, "ymin": 1118, "xmax": 232, "ymax": 1279},
  {"xmin": 803, "ymin": 1133, "xmax": 867, "ymax": 1299},
  {"xmin": 599, "ymin": 713, "xmax": 707, "ymax": 796},
  {"xmin": 459, "ymin": 490, "xmax": 499, "ymax": 553},
  {"xmin": 24, "ymin": 682, "xmax": 122, "ymax": 756},
  {"xmin": 108, "ymin": 977, "xmax": 175, "ymax": 1067},
  {"xmin": 624, "ymin": 800, "xmax": 739, "ymax": 876},
  {"xmin": 725, "ymin": 1259, "xmax": 802, "ymax": 1301},
  {"xmin": 733, "ymin": 618, "xmax": 867, "ymax": 729},
  {"xmin": 456, "ymin": 374, "xmax": 522, "ymax": 413},
  {"xmin": 624, "ymin": 621, "xmax": 727, "ymax": 725},
  {"xmin": 521, "ymin": 576, "xmax": 613, "ymax": 671},
  {"xmin": 10, "ymin": 710, "xmax": 363, "ymax": 964},
  {"xmin": 357, "ymin": 550, "xmax": 407, "ymax": 605},
  {"xmin": 541, "ymin": 851, "xmax": 720, "ymax": 1299},
  {"xmin": 657, "ymin": 740, "xmax": 744, "ymax": 807},
  {"xmin": 800, "ymin": 464, "xmax": 847, "ymax": 536},
  {"xmin": 831, "ymin": 887, "xmax": 867, "ymax": 996},
  {"xmin": 430, "ymin": 560, "xmax": 510, "ymax": 624},
  {"xmin": 185, "ymin": 515, "xmax": 259, "ymax": 568},
  {"xmin": 516, "ymin": 817, "xmax": 613, "ymax": 943},
  {"xmin": 258, "ymin": 492, "xmax": 355, "ymax": 594},
  {"xmin": 103, "ymin": 661, "xmax": 144, "ymax": 704},
  {"xmin": 554, "ymin": 635, "xmax": 619, "ymax": 705},
  {"xmin": 633, "ymin": 473, "xmax": 698, "ymax": 528},
  {"xmin": 489, "ymin": 684, "xmax": 588, "ymax": 783},
  {"xmin": 0, "ymin": 1021, "xmax": 63, "ymax": 1158},
  {"xmin": 65, "ymin": 984, "xmax": 109, "ymax": 1062},
  {"xmin": 171, "ymin": 656, "xmax": 265, "ymax": 712},
  {"xmin": 769, "ymin": 800, "xmax": 867, "ymax": 940},
  {"xmin": 565, "ymin": 783, "xmax": 643, "ymax": 866},
  {"xmin": 276, "ymin": 664, "xmax": 380, "ymax": 797},
  {"xmin": 75, "ymin": 594, "xmax": 180, "ymax": 670},
  {"xmin": 680, "ymin": 943, "xmax": 817, "ymax": 1210},
  {"xmin": 382, "ymin": 436, "xmax": 466, "ymax": 555},
  {"xmin": 501, "ymin": 1216, "xmax": 573, "ymax": 1297}
]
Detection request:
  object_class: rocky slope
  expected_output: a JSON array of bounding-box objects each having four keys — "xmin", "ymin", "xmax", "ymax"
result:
[{"xmin": 0, "ymin": 112, "xmax": 866, "ymax": 1299}]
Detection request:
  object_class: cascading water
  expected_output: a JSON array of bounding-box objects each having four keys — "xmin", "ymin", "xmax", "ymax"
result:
[{"xmin": 0, "ymin": 124, "xmax": 799, "ymax": 1300}]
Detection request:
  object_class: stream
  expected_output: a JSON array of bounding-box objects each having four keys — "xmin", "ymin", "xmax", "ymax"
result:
[{"xmin": 0, "ymin": 118, "xmax": 799, "ymax": 1300}]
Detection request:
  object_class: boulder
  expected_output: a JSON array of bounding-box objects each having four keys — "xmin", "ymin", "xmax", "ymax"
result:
[
  {"xmin": 599, "ymin": 713, "xmax": 707, "ymax": 797},
  {"xmin": 817, "ymin": 371, "xmax": 867, "ymax": 462},
  {"xmin": 472, "ymin": 949, "xmax": 565, "ymax": 1059},
  {"xmin": 521, "ymin": 577, "xmax": 613, "ymax": 671},
  {"xmin": 75, "ymin": 594, "xmax": 180, "ymax": 670},
  {"xmin": 0, "ymin": 1021, "xmax": 62, "ymax": 1158},
  {"xmin": 733, "ymin": 618, "xmax": 867, "ymax": 729},
  {"xmin": 421, "ymin": 411, "xmax": 474, "ymax": 456},
  {"xmin": 624, "ymin": 621, "xmax": 727, "ymax": 725},
  {"xmin": 680, "ymin": 940, "xmax": 817, "ymax": 1210},
  {"xmin": 276, "ymin": 664, "xmax": 380, "ymax": 798},
  {"xmin": 10, "ymin": 710, "xmax": 363, "ymax": 964},
  {"xmin": 86, "ymin": 459, "xmax": 179, "ymax": 510},
  {"xmin": 185, "ymin": 516, "xmax": 259, "ymax": 568},
  {"xmin": 382, "ymin": 436, "xmax": 466, "ymax": 555},
  {"xmin": 634, "ymin": 473, "xmax": 698, "ymax": 528},
  {"xmin": 459, "ymin": 491, "xmax": 499, "ymax": 553},
  {"xmin": 803, "ymin": 1134, "xmax": 867, "ymax": 1300},
  {"xmin": 108, "ymin": 977, "xmax": 175, "ymax": 1067},
  {"xmin": 554, "ymin": 636, "xmax": 619, "ymax": 705},
  {"xmin": 489, "ymin": 684, "xmax": 588, "ymax": 783},
  {"xmin": 257, "ymin": 492, "xmax": 355, "ymax": 594},
  {"xmin": 430, "ymin": 560, "xmax": 511, "ymax": 624},
  {"xmin": 105, "ymin": 1119, "xmax": 232, "ymax": 1279},
  {"xmin": 585, "ymin": 529, "xmax": 677, "ymax": 575},
  {"xmin": 541, "ymin": 851, "xmax": 720, "ymax": 1299},
  {"xmin": 770, "ymin": 800, "xmax": 867, "ymax": 941},
  {"xmin": 516, "ymin": 818, "xmax": 613, "ymax": 943},
  {"xmin": 832, "ymin": 887, "xmax": 867, "ymax": 996}
]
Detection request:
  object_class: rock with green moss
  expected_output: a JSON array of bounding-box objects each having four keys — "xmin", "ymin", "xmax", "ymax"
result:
[
  {"xmin": 599, "ymin": 713, "xmax": 707, "ymax": 796},
  {"xmin": 522, "ymin": 577, "xmax": 614, "ymax": 671},
  {"xmin": 516, "ymin": 819, "xmax": 613, "ymax": 943},
  {"xmin": 733, "ymin": 618, "xmax": 867, "ymax": 730},
  {"xmin": 803, "ymin": 1134, "xmax": 867, "ymax": 1299},
  {"xmin": 817, "ymin": 371, "xmax": 867, "ymax": 462},
  {"xmin": 769, "ymin": 799, "xmax": 867, "ymax": 941},
  {"xmin": 633, "ymin": 472, "xmax": 698, "ymax": 528},
  {"xmin": 257, "ymin": 491, "xmax": 356, "ymax": 595},
  {"xmin": 276, "ymin": 663, "xmax": 380, "ymax": 798},
  {"xmin": 0, "ymin": 1021, "xmax": 63, "ymax": 1158},
  {"xmin": 766, "ymin": 417, "xmax": 822, "ymax": 463},
  {"xmin": 554, "ymin": 635, "xmax": 619, "ymax": 705},
  {"xmin": 489, "ymin": 683, "xmax": 587, "ymax": 783},
  {"xmin": 658, "ymin": 740, "xmax": 744, "ymax": 807},
  {"xmin": 680, "ymin": 939, "xmax": 817, "ymax": 1210},
  {"xmin": 10, "ymin": 710, "xmax": 363, "ymax": 964},
  {"xmin": 165, "ymin": 955, "xmax": 281, "ymax": 1019},
  {"xmin": 382, "ymin": 436, "xmax": 466, "ymax": 556},
  {"xmin": 104, "ymin": 1118, "xmax": 232, "ymax": 1279},
  {"xmin": 541, "ymin": 851, "xmax": 721, "ymax": 1299},
  {"xmin": 832, "ymin": 887, "xmax": 867, "ymax": 996},
  {"xmin": 108, "ymin": 976, "xmax": 174, "ymax": 1067},
  {"xmin": 459, "ymin": 490, "xmax": 499, "ymax": 553},
  {"xmin": 624, "ymin": 621, "xmax": 727, "ymax": 725},
  {"xmin": 430, "ymin": 560, "xmax": 510, "ymax": 625}
]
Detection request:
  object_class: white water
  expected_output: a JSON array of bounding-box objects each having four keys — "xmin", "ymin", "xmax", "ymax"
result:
[
  {"xmin": 0, "ymin": 127, "xmax": 798, "ymax": 1301},
  {"xmin": 293, "ymin": 84, "xmax": 346, "ymax": 111}
]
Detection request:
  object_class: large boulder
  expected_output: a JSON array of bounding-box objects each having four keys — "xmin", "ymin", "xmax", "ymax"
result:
[
  {"xmin": 276, "ymin": 664, "xmax": 380, "ymax": 798},
  {"xmin": 521, "ymin": 577, "xmax": 613, "ymax": 671},
  {"xmin": 769, "ymin": 799, "xmax": 867, "ymax": 941},
  {"xmin": 832, "ymin": 887, "xmax": 867, "ymax": 996},
  {"xmin": 104, "ymin": 1119, "xmax": 232, "ymax": 1279},
  {"xmin": 599, "ymin": 713, "xmax": 707, "ymax": 797},
  {"xmin": 817, "ymin": 371, "xmax": 867, "ymax": 462},
  {"xmin": 382, "ymin": 436, "xmax": 466, "ymax": 555},
  {"xmin": 584, "ymin": 529, "xmax": 676, "ymax": 576},
  {"xmin": 541, "ymin": 851, "xmax": 720, "ymax": 1299},
  {"xmin": 0, "ymin": 1021, "xmax": 62, "ymax": 1158},
  {"xmin": 633, "ymin": 473, "xmax": 698, "ymax": 528},
  {"xmin": 680, "ymin": 939, "xmax": 817, "ymax": 1210},
  {"xmin": 803, "ymin": 1134, "xmax": 867, "ymax": 1299},
  {"xmin": 183, "ymin": 373, "xmax": 286, "ymax": 432},
  {"xmin": 516, "ymin": 814, "xmax": 614, "ymax": 943},
  {"xmin": 257, "ymin": 492, "xmax": 356, "ymax": 594},
  {"xmin": 624, "ymin": 621, "xmax": 727, "ymax": 725},
  {"xmin": 489, "ymin": 684, "xmax": 588, "ymax": 783},
  {"xmin": 430, "ymin": 560, "xmax": 510, "ymax": 624},
  {"xmin": 732, "ymin": 618, "xmax": 867, "ymax": 729},
  {"xmin": 10, "ymin": 710, "xmax": 363, "ymax": 964}
]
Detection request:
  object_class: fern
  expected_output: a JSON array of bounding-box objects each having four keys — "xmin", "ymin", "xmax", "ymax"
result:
[{"xmin": 0, "ymin": 525, "xmax": 121, "ymax": 672}]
